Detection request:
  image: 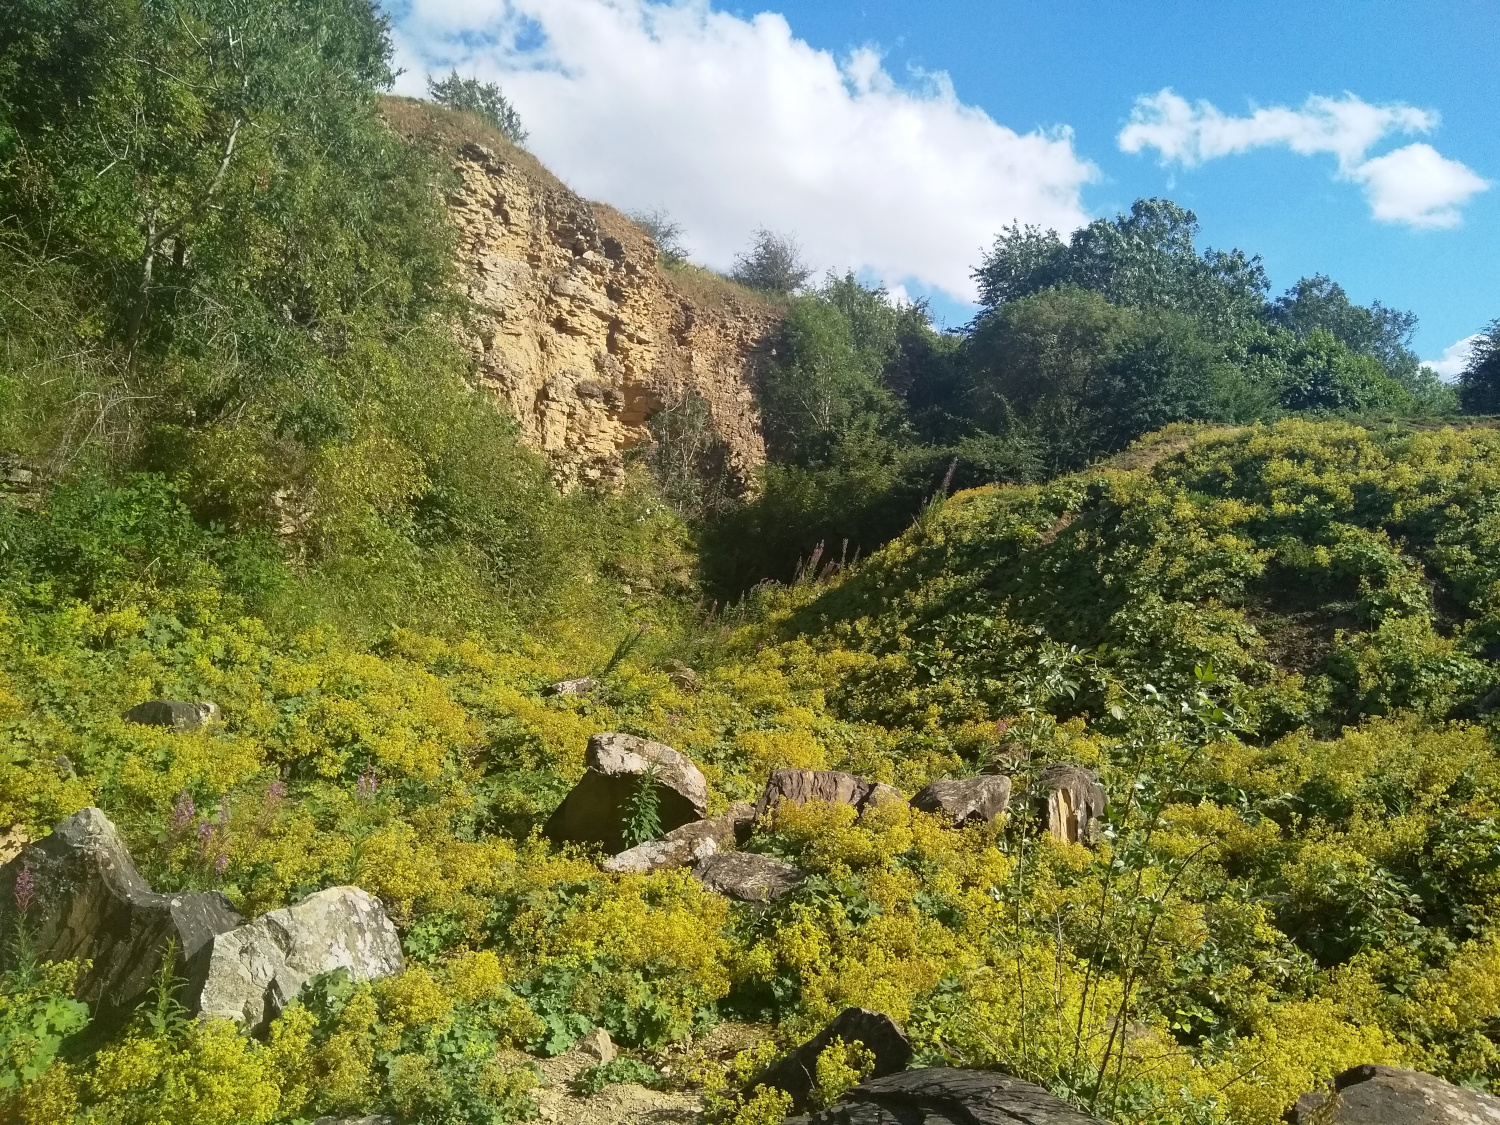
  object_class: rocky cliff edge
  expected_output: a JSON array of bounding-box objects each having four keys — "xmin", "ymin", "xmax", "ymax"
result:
[{"xmin": 385, "ymin": 98, "xmax": 783, "ymax": 490}]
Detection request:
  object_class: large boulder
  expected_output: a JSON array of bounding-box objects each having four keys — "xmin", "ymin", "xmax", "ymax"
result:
[
  {"xmin": 0, "ymin": 807, "xmax": 243, "ymax": 1030},
  {"xmin": 1035, "ymin": 765, "xmax": 1107, "ymax": 845},
  {"xmin": 545, "ymin": 733, "xmax": 709, "ymax": 854},
  {"xmin": 603, "ymin": 803, "xmax": 754, "ymax": 875},
  {"xmin": 755, "ymin": 770, "xmax": 901, "ymax": 820},
  {"xmin": 124, "ymin": 700, "xmax": 221, "ymax": 732},
  {"xmin": 692, "ymin": 852, "xmax": 804, "ymax": 904},
  {"xmin": 784, "ymin": 1067, "xmax": 1107, "ymax": 1125},
  {"xmin": 196, "ymin": 886, "xmax": 404, "ymax": 1032},
  {"xmin": 752, "ymin": 1008, "xmax": 912, "ymax": 1113},
  {"xmin": 1288, "ymin": 1064, "xmax": 1500, "ymax": 1123},
  {"xmin": 909, "ymin": 776, "xmax": 1012, "ymax": 827}
]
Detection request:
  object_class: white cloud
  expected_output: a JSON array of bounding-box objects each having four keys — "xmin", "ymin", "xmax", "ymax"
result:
[
  {"xmin": 1353, "ymin": 144, "xmax": 1491, "ymax": 229},
  {"xmin": 1119, "ymin": 89, "xmax": 1488, "ymax": 229},
  {"xmin": 390, "ymin": 0, "xmax": 1097, "ymax": 301},
  {"xmin": 1425, "ymin": 333, "xmax": 1481, "ymax": 380}
]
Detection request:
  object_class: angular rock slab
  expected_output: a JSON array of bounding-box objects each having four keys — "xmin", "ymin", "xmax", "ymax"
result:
[
  {"xmin": 125, "ymin": 699, "xmax": 221, "ymax": 731},
  {"xmin": 545, "ymin": 733, "xmax": 708, "ymax": 854},
  {"xmin": 604, "ymin": 803, "xmax": 754, "ymax": 875},
  {"xmin": 909, "ymin": 776, "xmax": 1012, "ymax": 827},
  {"xmin": 784, "ymin": 1068, "xmax": 1108, "ymax": 1125},
  {"xmin": 545, "ymin": 676, "xmax": 598, "ymax": 698},
  {"xmin": 692, "ymin": 851, "xmax": 804, "ymax": 904},
  {"xmin": 753, "ymin": 1007, "xmax": 912, "ymax": 1114},
  {"xmin": 755, "ymin": 770, "xmax": 899, "ymax": 820},
  {"xmin": 196, "ymin": 886, "xmax": 404, "ymax": 1032},
  {"xmin": 0, "ymin": 807, "xmax": 243, "ymax": 1030},
  {"xmin": 1289, "ymin": 1064, "xmax": 1500, "ymax": 1124},
  {"xmin": 1035, "ymin": 765, "xmax": 1107, "ymax": 845}
]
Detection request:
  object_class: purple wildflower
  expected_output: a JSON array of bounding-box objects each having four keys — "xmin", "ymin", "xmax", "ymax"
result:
[
  {"xmin": 267, "ymin": 780, "xmax": 286, "ymax": 805},
  {"xmin": 197, "ymin": 822, "xmax": 214, "ymax": 849},
  {"xmin": 214, "ymin": 854, "xmax": 229, "ymax": 877},
  {"xmin": 218, "ymin": 796, "xmax": 231, "ymax": 825},
  {"xmin": 356, "ymin": 770, "xmax": 378, "ymax": 801},
  {"xmin": 171, "ymin": 792, "xmax": 195, "ymax": 833},
  {"xmin": 13, "ymin": 865, "xmax": 35, "ymax": 914}
]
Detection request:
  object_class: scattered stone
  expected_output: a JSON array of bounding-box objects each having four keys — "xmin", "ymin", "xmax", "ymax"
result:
[
  {"xmin": 751, "ymin": 1008, "xmax": 912, "ymax": 1113},
  {"xmin": 574, "ymin": 1027, "xmax": 616, "ymax": 1065},
  {"xmin": 784, "ymin": 1067, "xmax": 1108, "ymax": 1125},
  {"xmin": 0, "ymin": 807, "xmax": 243, "ymax": 1031},
  {"xmin": 603, "ymin": 803, "xmax": 754, "ymax": 875},
  {"xmin": 546, "ymin": 677, "xmax": 599, "ymax": 697},
  {"xmin": 909, "ymin": 776, "xmax": 1012, "ymax": 827},
  {"xmin": 124, "ymin": 700, "xmax": 221, "ymax": 732},
  {"xmin": 663, "ymin": 662, "xmax": 699, "ymax": 692},
  {"xmin": 1035, "ymin": 765, "xmax": 1107, "ymax": 845},
  {"xmin": 1287, "ymin": 1063, "xmax": 1500, "ymax": 1124},
  {"xmin": 517, "ymin": 1028, "xmax": 702, "ymax": 1125},
  {"xmin": 692, "ymin": 851, "xmax": 804, "ymax": 904},
  {"xmin": 312, "ymin": 1118, "xmax": 397, "ymax": 1125},
  {"xmin": 755, "ymin": 770, "xmax": 899, "ymax": 819},
  {"xmin": 196, "ymin": 886, "xmax": 404, "ymax": 1032},
  {"xmin": 545, "ymin": 733, "xmax": 708, "ymax": 854}
]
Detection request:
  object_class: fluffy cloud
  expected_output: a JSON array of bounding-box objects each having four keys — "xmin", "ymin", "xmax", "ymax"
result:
[
  {"xmin": 1352, "ymin": 144, "xmax": 1491, "ymax": 229},
  {"xmin": 1119, "ymin": 89, "xmax": 1488, "ymax": 229},
  {"xmin": 389, "ymin": 0, "xmax": 1096, "ymax": 300},
  {"xmin": 1425, "ymin": 334, "xmax": 1481, "ymax": 380}
]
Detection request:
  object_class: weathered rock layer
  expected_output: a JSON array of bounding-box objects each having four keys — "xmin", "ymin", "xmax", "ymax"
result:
[{"xmin": 443, "ymin": 138, "xmax": 780, "ymax": 489}]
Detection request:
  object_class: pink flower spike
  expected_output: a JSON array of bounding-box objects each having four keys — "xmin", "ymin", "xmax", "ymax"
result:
[{"xmin": 13, "ymin": 865, "xmax": 35, "ymax": 914}]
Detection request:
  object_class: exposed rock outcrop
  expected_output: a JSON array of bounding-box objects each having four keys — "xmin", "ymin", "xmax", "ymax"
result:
[
  {"xmin": 1288, "ymin": 1063, "xmax": 1500, "ymax": 1123},
  {"xmin": 692, "ymin": 852, "xmax": 804, "ymax": 904},
  {"xmin": 752, "ymin": 1008, "xmax": 912, "ymax": 1113},
  {"xmin": 1035, "ymin": 765, "xmax": 1107, "ymax": 845},
  {"xmin": 909, "ymin": 776, "xmax": 1012, "ymax": 827},
  {"xmin": 603, "ymin": 803, "xmax": 754, "ymax": 875},
  {"xmin": 545, "ymin": 676, "xmax": 599, "ymax": 698},
  {"xmin": 0, "ymin": 808, "xmax": 243, "ymax": 1030},
  {"xmin": 755, "ymin": 770, "xmax": 902, "ymax": 820},
  {"xmin": 432, "ymin": 128, "xmax": 781, "ymax": 489},
  {"xmin": 124, "ymin": 700, "xmax": 221, "ymax": 732},
  {"xmin": 785, "ymin": 1068, "xmax": 1108, "ymax": 1125},
  {"xmin": 196, "ymin": 886, "xmax": 404, "ymax": 1032},
  {"xmin": 545, "ymin": 733, "xmax": 708, "ymax": 854}
]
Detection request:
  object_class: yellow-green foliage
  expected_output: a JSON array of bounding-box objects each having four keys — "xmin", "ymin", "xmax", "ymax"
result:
[{"xmin": 9, "ymin": 421, "xmax": 1500, "ymax": 1124}]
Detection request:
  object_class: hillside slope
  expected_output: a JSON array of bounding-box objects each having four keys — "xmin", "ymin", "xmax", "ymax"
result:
[{"xmin": 6, "ymin": 420, "xmax": 1500, "ymax": 1125}]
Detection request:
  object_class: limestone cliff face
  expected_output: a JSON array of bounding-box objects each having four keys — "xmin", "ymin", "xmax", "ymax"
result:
[{"xmin": 445, "ymin": 140, "xmax": 780, "ymax": 489}]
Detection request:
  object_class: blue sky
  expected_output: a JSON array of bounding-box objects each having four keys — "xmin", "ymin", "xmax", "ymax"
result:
[{"xmin": 389, "ymin": 0, "xmax": 1498, "ymax": 368}]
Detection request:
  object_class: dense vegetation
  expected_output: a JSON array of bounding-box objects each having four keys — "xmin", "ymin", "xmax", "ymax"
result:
[
  {"xmin": 704, "ymin": 203, "xmax": 1459, "ymax": 594},
  {"xmin": 4, "ymin": 3, "xmax": 1500, "ymax": 1125}
]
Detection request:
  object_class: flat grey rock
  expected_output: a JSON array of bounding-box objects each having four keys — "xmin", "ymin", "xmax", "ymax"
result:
[
  {"xmin": 196, "ymin": 886, "xmax": 403, "ymax": 1032},
  {"xmin": 910, "ymin": 776, "xmax": 1012, "ymax": 826},
  {"xmin": 755, "ymin": 770, "xmax": 898, "ymax": 819},
  {"xmin": 545, "ymin": 733, "xmax": 708, "ymax": 854},
  {"xmin": 545, "ymin": 676, "xmax": 598, "ymax": 697},
  {"xmin": 752, "ymin": 1008, "xmax": 912, "ymax": 1113},
  {"xmin": 1289, "ymin": 1064, "xmax": 1500, "ymax": 1124},
  {"xmin": 124, "ymin": 700, "xmax": 221, "ymax": 731},
  {"xmin": 604, "ymin": 803, "xmax": 754, "ymax": 874},
  {"xmin": 784, "ymin": 1067, "xmax": 1108, "ymax": 1125},
  {"xmin": 692, "ymin": 851, "xmax": 803, "ymax": 903},
  {"xmin": 0, "ymin": 807, "xmax": 243, "ymax": 1031}
]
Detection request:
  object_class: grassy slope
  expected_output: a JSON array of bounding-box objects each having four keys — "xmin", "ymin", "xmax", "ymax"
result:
[{"xmin": 8, "ymin": 419, "xmax": 1500, "ymax": 1124}]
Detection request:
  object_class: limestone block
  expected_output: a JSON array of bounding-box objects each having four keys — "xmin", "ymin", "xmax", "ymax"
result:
[{"xmin": 196, "ymin": 886, "xmax": 404, "ymax": 1032}]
